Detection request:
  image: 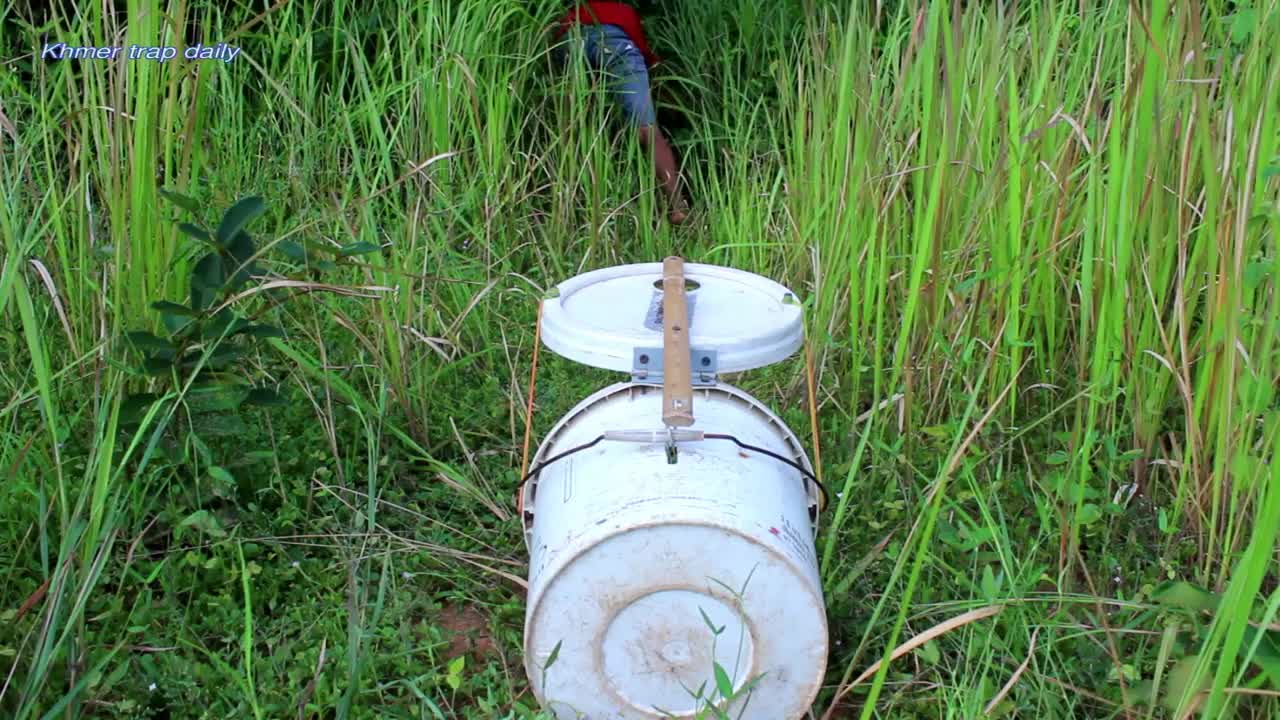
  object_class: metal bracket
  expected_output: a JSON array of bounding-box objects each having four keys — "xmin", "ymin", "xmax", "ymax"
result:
[{"xmin": 632, "ymin": 347, "xmax": 718, "ymax": 386}]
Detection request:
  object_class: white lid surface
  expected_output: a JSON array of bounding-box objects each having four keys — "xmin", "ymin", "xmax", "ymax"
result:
[{"xmin": 539, "ymin": 262, "xmax": 804, "ymax": 373}]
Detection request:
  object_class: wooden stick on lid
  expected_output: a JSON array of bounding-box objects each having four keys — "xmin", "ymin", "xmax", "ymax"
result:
[{"xmin": 661, "ymin": 256, "xmax": 694, "ymax": 427}]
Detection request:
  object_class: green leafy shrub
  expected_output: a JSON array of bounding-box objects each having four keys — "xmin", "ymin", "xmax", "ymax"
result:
[{"xmin": 119, "ymin": 191, "xmax": 379, "ymax": 468}]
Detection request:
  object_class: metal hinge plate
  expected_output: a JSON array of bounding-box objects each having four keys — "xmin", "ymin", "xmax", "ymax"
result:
[{"xmin": 631, "ymin": 347, "xmax": 718, "ymax": 386}]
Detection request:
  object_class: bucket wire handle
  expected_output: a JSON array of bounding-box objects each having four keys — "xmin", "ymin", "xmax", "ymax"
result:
[
  {"xmin": 661, "ymin": 256, "xmax": 694, "ymax": 428},
  {"xmin": 516, "ymin": 431, "xmax": 830, "ymax": 512}
]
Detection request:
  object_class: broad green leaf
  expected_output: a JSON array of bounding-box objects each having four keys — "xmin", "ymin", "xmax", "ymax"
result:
[
  {"xmin": 1077, "ymin": 503, "xmax": 1102, "ymax": 525},
  {"xmin": 208, "ymin": 466, "xmax": 234, "ymax": 484},
  {"xmin": 178, "ymin": 223, "xmax": 213, "ymax": 245},
  {"xmin": 225, "ymin": 231, "xmax": 258, "ymax": 289},
  {"xmin": 151, "ymin": 300, "xmax": 194, "ymax": 316},
  {"xmin": 1244, "ymin": 262, "xmax": 1271, "ymax": 294},
  {"xmin": 1241, "ymin": 626, "xmax": 1280, "ymax": 688},
  {"xmin": 191, "ymin": 253, "xmax": 225, "ymax": 311},
  {"xmin": 101, "ymin": 660, "xmax": 129, "ymax": 692},
  {"xmin": 1249, "ymin": 203, "xmax": 1279, "ymax": 231},
  {"xmin": 955, "ymin": 526, "xmax": 995, "ymax": 552},
  {"xmin": 919, "ymin": 639, "xmax": 941, "ymax": 665},
  {"xmin": 190, "ymin": 433, "xmax": 213, "ymax": 465},
  {"xmin": 125, "ymin": 331, "xmax": 173, "ymax": 351},
  {"xmin": 1229, "ymin": 10, "xmax": 1258, "ymax": 44},
  {"xmin": 448, "ymin": 656, "xmax": 465, "ymax": 676},
  {"xmin": 201, "ymin": 345, "xmax": 247, "ymax": 369},
  {"xmin": 1162, "ymin": 655, "xmax": 1209, "ymax": 712},
  {"xmin": 1152, "ymin": 581, "xmax": 1220, "ymax": 614},
  {"xmin": 278, "ymin": 241, "xmax": 307, "ymax": 262},
  {"xmin": 986, "ymin": 700, "xmax": 1016, "ymax": 718},
  {"xmin": 713, "ymin": 662, "xmax": 733, "ymax": 699},
  {"xmin": 241, "ymin": 325, "xmax": 286, "ymax": 339},
  {"xmin": 142, "ymin": 355, "xmax": 176, "ymax": 376},
  {"xmin": 302, "ymin": 240, "xmax": 342, "ymax": 256},
  {"xmin": 956, "ymin": 271, "xmax": 987, "ymax": 294},
  {"xmin": 981, "ymin": 565, "xmax": 998, "ymax": 601},
  {"xmin": 1129, "ymin": 679, "xmax": 1155, "ymax": 702},
  {"xmin": 159, "ymin": 188, "xmax": 201, "ymax": 214},
  {"xmin": 175, "ymin": 510, "xmax": 225, "ymax": 541},
  {"xmin": 1046, "ymin": 450, "xmax": 1070, "ymax": 465},
  {"xmin": 202, "ymin": 312, "xmax": 251, "ymax": 341},
  {"xmin": 160, "ymin": 311, "xmax": 194, "ymax": 337},
  {"xmin": 339, "ymin": 241, "xmax": 381, "ymax": 257},
  {"xmin": 216, "ymin": 196, "xmax": 266, "ymax": 247}
]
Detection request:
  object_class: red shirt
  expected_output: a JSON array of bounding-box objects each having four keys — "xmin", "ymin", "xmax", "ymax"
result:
[{"xmin": 556, "ymin": 2, "xmax": 659, "ymax": 67}]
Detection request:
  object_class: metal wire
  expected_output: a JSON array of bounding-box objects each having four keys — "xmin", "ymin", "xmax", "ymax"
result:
[
  {"xmin": 517, "ymin": 432, "xmax": 830, "ymax": 512},
  {"xmin": 703, "ymin": 433, "xmax": 830, "ymax": 511}
]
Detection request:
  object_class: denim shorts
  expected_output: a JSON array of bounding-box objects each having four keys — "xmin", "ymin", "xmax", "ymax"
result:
[{"xmin": 553, "ymin": 23, "xmax": 656, "ymax": 127}]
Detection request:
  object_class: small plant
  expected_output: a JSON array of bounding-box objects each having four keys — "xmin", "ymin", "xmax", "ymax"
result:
[
  {"xmin": 120, "ymin": 192, "xmax": 289, "ymax": 463},
  {"xmin": 120, "ymin": 190, "xmax": 380, "ymax": 469},
  {"xmin": 654, "ymin": 570, "xmax": 767, "ymax": 720}
]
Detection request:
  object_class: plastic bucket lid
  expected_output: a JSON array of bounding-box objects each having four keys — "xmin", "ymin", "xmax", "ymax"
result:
[{"xmin": 539, "ymin": 262, "xmax": 804, "ymax": 373}]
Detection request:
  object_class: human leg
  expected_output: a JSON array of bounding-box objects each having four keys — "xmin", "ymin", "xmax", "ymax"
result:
[
  {"xmin": 593, "ymin": 26, "xmax": 688, "ymax": 223},
  {"xmin": 560, "ymin": 24, "xmax": 689, "ymax": 223}
]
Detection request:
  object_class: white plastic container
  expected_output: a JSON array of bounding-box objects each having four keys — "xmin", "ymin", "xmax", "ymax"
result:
[{"xmin": 522, "ymin": 262, "xmax": 827, "ymax": 719}]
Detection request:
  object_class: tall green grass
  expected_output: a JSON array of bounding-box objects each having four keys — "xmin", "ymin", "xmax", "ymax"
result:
[{"xmin": 1, "ymin": 0, "xmax": 1277, "ymax": 717}]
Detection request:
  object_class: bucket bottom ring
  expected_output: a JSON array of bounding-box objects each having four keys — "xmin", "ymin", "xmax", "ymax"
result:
[{"xmin": 601, "ymin": 588, "xmax": 757, "ymax": 715}]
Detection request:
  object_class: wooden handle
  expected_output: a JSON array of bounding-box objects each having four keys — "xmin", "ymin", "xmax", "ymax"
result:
[{"xmin": 661, "ymin": 256, "xmax": 694, "ymax": 427}]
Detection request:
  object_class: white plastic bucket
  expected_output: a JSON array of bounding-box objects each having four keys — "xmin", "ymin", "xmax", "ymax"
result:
[{"xmin": 520, "ymin": 381, "xmax": 828, "ymax": 719}]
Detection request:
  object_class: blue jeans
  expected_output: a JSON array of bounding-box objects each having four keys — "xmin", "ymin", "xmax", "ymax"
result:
[{"xmin": 553, "ymin": 23, "xmax": 656, "ymax": 127}]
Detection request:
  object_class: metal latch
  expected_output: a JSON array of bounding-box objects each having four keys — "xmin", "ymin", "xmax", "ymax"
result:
[{"xmin": 631, "ymin": 347, "xmax": 718, "ymax": 386}]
